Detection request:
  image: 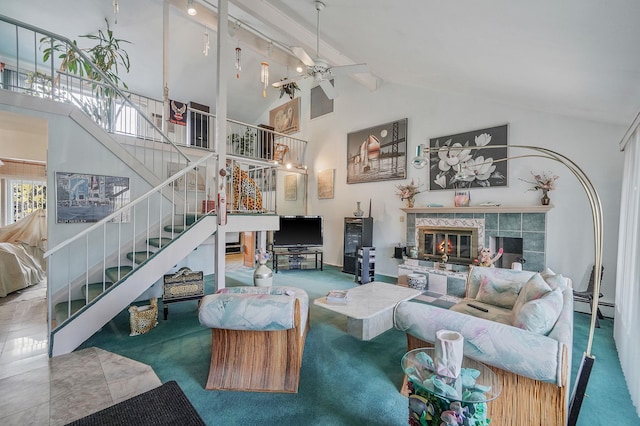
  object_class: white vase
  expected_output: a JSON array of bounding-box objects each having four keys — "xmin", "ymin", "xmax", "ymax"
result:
[{"xmin": 253, "ymin": 259, "xmax": 273, "ymax": 287}]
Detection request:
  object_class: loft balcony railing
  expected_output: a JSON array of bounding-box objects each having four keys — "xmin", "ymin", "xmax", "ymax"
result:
[{"xmin": 0, "ymin": 14, "xmax": 192, "ymax": 179}]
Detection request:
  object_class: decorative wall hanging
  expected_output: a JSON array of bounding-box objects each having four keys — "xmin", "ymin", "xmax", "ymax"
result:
[
  {"xmin": 429, "ymin": 124, "xmax": 508, "ymax": 191},
  {"xmin": 317, "ymin": 169, "xmax": 335, "ymax": 199},
  {"xmin": 169, "ymin": 99, "xmax": 187, "ymax": 127},
  {"xmin": 284, "ymin": 174, "xmax": 297, "ymax": 201},
  {"xmin": 269, "ymin": 98, "xmax": 300, "ymax": 134},
  {"xmin": 261, "ymin": 61, "xmax": 269, "ymax": 97},
  {"xmin": 235, "ymin": 46, "xmax": 241, "ymax": 79},
  {"xmin": 55, "ymin": 172, "xmax": 130, "ymax": 223},
  {"xmin": 346, "ymin": 118, "xmax": 408, "ymax": 184}
]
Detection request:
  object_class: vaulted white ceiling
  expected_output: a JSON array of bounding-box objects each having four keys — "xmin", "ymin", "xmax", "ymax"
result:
[{"xmin": 2, "ymin": 0, "xmax": 640, "ymax": 126}]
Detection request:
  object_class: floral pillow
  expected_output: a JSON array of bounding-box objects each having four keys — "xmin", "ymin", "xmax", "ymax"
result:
[
  {"xmin": 511, "ymin": 273, "xmax": 552, "ymax": 322},
  {"xmin": 513, "ymin": 287, "xmax": 564, "ymax": 335},
  {"xmin": 475, "ymin": 277, "xmax": 522, "ymax": 309}
]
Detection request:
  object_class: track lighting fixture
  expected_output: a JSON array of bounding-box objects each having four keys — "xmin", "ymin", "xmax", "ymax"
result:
[{"xmin": 187, "ymin": 0, "xmax": 197, "ymax": 16}]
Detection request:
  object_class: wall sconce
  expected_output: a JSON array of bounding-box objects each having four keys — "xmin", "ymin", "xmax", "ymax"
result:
[{"xmin": 187, "ymin": 0, "xmax": 197, "ymax": 16}]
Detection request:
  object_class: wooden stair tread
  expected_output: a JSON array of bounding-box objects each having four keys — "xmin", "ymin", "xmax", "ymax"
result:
[{"xmin": 105, "ymin": 265, "xmax": 134, "ymax": 283}]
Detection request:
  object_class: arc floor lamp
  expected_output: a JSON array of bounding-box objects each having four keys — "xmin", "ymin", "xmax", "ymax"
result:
[{"xmin": 414, "ymin": 143, "xmax": 603, "ymax": 425}]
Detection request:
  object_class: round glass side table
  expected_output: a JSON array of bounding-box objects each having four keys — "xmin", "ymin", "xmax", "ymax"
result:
[{"xmin": 401, "ymin": 347, "xmax": 502, "ymax": 426}]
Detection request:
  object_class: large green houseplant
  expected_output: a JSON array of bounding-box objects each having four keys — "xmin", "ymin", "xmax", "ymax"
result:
[{"xmin": 39, "ymin": 18, "xmax": 131, "ymax": 128}]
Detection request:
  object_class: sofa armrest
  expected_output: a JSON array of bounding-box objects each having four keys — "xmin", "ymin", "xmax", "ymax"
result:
[{"xmin": 394, "ymin": 301, "xmax": 567, "ymax": 386}]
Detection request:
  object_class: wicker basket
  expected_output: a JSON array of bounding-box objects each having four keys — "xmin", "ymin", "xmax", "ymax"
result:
[{"xmin": 129, "ymin": 298, "xmax": 158, "ymax": 336}]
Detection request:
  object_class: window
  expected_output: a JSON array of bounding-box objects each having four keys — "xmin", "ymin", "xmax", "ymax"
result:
[{"xmin": 9, "ymin": 179, "xmax": 46, "ymax": 223}]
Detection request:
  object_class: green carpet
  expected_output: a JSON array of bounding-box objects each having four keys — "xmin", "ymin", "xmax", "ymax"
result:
[{"xmin": 78, "ymin": 266, "xmax": 640, "ymax": 426}]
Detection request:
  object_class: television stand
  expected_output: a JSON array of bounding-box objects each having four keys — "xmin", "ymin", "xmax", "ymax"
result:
[{"xmin": 272, "ymin": 248, "xmax": 323, "ymax": 273}]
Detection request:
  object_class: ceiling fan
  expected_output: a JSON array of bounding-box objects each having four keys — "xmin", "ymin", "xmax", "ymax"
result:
[{"xmin": 272, "ymin": 1, "xmax": 369, "ymax": 99}]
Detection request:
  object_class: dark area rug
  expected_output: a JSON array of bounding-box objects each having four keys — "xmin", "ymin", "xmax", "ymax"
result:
[{"xmin": 66, "ymin": 381, "xmax": 205, "ymax": 426}]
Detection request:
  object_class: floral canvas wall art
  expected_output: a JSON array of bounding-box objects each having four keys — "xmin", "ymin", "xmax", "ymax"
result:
[{"xmin": 429, "ymin": 124, "xmax": 508, "ymax": 191}]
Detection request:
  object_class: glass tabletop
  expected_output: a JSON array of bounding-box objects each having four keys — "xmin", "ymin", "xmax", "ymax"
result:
[{"xmin": 401, "ymin": 347, "xmax": 502, "ymax": 403}]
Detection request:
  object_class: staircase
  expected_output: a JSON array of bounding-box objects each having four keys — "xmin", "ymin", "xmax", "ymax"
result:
[
  {"xmin": 52, "ymin": 212, "xmax": 200, "ymax": 325},
  {"xmin": 0, "ymin": 15, "xmax": 287, "ymax": 356},
  {"xmin": 50, "ymin": 212, "xmax": 217, "ymax": 357}
]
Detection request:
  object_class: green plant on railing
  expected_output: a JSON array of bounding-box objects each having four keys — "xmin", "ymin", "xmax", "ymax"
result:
[
  {"xmin": 39, "ymin": 18, "xmax": 131, "ymax": 129},
  {"xmin": 24, "ymin": 71, "xmax": 53, "ymax": 97},
  {"xmin": 229, "ymin": 128, "xmax": 256, "ymax": 157}
]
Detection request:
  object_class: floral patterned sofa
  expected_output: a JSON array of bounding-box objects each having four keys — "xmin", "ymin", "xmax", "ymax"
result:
[{"xmin": 394, "ymin": 266, "xmax": 573, "ymax": 426}]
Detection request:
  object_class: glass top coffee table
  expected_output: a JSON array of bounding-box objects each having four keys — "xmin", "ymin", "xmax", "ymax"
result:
[
  {"xmin": 401, "ymin": 347, "xmax": 502, "ymax": 425},
  {"xmin": 314, "ymin": 282, "xmax": 422, "ymax": 340}
]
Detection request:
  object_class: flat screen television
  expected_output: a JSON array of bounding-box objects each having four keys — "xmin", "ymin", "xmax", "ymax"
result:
[{"xmin": 273, "ymin": 215, "xmax": 323, "ymax": 249}]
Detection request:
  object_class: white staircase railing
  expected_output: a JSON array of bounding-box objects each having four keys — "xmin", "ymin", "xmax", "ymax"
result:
[
  {"xmin": 0, "ymin": 14, "xmax": 192, "ymax": 179},
  {"xmin": 44, "ymin": 154, "xmax": 217, "ymax": 349}
]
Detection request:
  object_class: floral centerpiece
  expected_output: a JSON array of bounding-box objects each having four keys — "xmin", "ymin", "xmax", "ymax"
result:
[
  {"xmin": 396, "ymin": 179, "xmax": 424, "ymax": 208},
  {"xmin": 520, "ymin": 171, "xmax": 558, "ymax": 205},
  {"xmin": 255, "ymin": 248, "xmax": 271, "ymax": 265}
]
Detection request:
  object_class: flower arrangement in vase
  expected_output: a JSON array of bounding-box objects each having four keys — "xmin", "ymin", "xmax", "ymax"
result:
[
  {"xmin": 520, "ymin": 171, "xmax": 558, "ymax": 205},
  {"xmin": 254, "ymin": 249, "xmax": 273, "ymax": 287},
  {"xmin": 396, "ymin": 179, "xmax": 424, "ymax": 208}
]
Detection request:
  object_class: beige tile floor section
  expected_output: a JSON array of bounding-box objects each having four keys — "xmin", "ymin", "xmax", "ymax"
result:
[
  {"xmin": 0, "ymin": 281, "xmax": 162, "ymax": 425},
  {"xmin": 0, "ymin": 254, "xmax": 246, "ymax": 425}
]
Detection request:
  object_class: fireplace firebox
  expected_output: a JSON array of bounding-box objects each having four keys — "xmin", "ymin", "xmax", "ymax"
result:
[{"xmin": 417, "ymin": 226, "xmax": 478, "ymax": 264}]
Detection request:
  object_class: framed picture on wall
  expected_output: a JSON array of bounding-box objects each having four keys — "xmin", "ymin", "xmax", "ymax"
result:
[
  {"xmin": 317, "ymin": 169, "xmax": 335, "ymax": 199},
  {"xmin": 55, "ymin": 172, "xmax": 130, "ymax": 223},
  {"xmin": 269, "ymin": 98, "xmax": 300, "ymax": 134},
  {"xmin": 346, "ymin": 118, "xmax": 408, "ymax": 184},
  {"xmin": 284, "ymin": 174, "xmax": 297, "ymax": 201},
  {"xmin": 428, "ymin": 124, "xmax": 508, "ymax": 191}
]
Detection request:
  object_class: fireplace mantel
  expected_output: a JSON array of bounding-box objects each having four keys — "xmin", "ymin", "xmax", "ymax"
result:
[{"xmin": 401, "ymin": 205, "xmax": 552, "ymax": 214}]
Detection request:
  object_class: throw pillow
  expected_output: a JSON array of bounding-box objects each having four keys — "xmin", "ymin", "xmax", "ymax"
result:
[
  {"xmin": 513, "ymin": 287, "xmax": 564, "ymax": 335},
  {"xmin": 512, "ymin": 273, "xmax": 552, "ymax": 322},
  {"xmin": 475, "ymin": 277, "xmax": 522, "ymax": 309},
  {"xmin": 540, "ymin": 268, "xmax": 569, "ymax": 290}
]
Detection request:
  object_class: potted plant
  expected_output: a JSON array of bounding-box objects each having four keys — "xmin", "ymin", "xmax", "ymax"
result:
[
  {"xmin": 278, "ymin": 80, "xmax": 300, "ymax": 99},
  {"xmin": 228, "ymin": 128, "xmax": 256, "ymax": 157},
  {"xmin": 39, "ymin": 18, "xmax": 131, "ymax": 129}
]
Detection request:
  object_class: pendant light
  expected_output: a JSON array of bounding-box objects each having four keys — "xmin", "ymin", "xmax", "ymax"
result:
[
  {"xmin": 235, "ymin": 45, "xmax": 242, "ymax": 79},
  {"xmin": 261, "ymin": 61, "xmax": 269, "ymax": 97}
]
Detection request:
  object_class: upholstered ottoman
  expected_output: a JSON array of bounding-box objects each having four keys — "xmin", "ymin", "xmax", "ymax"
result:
[{"xmin": 198, "ymin": 286, "xmax": 309, "ymax": 393}]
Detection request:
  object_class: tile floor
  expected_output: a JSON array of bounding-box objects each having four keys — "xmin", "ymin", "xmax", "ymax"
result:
[
  {"xmin": 0, "ymin": 254, "xmax": 246, "ymax": 425},
  {"xmin": 0, "ymin": 281, "xmax": 162, "ymax": 425}
]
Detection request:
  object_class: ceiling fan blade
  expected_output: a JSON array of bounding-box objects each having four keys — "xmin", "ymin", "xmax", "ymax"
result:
[
  {"xmin": 318, "ymin": 78, "xmax": 337, "ymax": 99},
  {"xmin": 291, "ymin": 46, "xmax": 315, "ymax": 67},
  {"xmin": 328, "ymin": 63, "xmax": 369, "ymax": 76},
  {"xmin": 272, "ymin": 74, "xmax": 309, "ymax": 88}
]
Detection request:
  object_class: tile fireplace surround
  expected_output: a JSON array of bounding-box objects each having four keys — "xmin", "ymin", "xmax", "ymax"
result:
[{"xmin": 402, "ymin": 206, "xmax": 551, "ymax": 272}]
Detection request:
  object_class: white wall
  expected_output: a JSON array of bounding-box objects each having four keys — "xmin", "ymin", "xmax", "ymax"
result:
[{"xmin": 261, "ymin": 77, "xmax": 626, "ymax": 310}]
